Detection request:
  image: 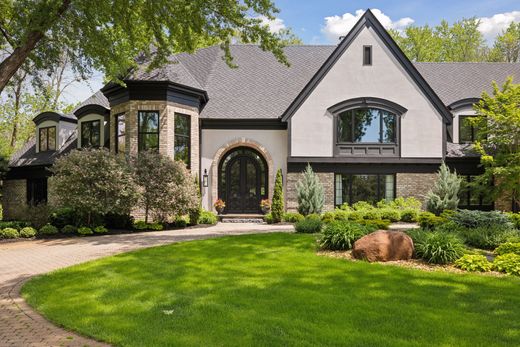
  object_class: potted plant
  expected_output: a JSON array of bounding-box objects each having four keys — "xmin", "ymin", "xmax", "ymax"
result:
[
  {"xmin": 260, "ymin": 199, "xmax": 271, "ymax": 214},
  {"xmin": 214, "ymin": 199, "xmax": 226, "ymax": 214}
]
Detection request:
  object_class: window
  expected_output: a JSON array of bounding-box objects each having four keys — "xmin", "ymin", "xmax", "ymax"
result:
[
  {"xmin": 363, "ymin": 45, "xmax": 372, "ymax": 65},
  {"xmin": 81, "ymin": 120, "xmax": 101, "ymax": 148},
  {"xmin": 138, "ymin": 111, "xmax": 159, "ymax": 151},
  {"xmin": 27, "ymin": 178, "xmax": 47, "ymax": 206},
  {"xmin": 174, "ymin": 113, "xmax": 190, "ymax": 167},
  {"xmin": 115, "ymin": 114, "xmax": 125, "ymax": 153},
  {"xmin": 39, "ymin": 126, "xmax": 56, "ymax": 152},
  {"xmin": 337, "ymin": 108, "xmax": 396, "ymax": 143},
  {"xmin": 335, "ymin": 174, "xmax": 395, "ymax": 206},
  {"xmin": 458, "ymin": 175, "xmax": 493, "ymax": 210},
  {"xmin": 459, "ymin": 116, "xmax": 478, "ymax": 143}
]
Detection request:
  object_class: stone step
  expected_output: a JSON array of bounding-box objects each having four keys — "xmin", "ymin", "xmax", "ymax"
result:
[{"xmin": 220, "ymin": 214, "xmax": 265, "ymax": 223}]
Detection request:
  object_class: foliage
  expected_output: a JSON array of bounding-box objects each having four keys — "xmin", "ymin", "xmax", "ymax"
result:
[
  {"xmin": 189, "ymin": 175, "xmax": 202, "ymax": 226},
  {"xmin": 283, "ymin": 212, "xmax": 304, "ymax": 223},
  {"xmin": 415, "ymin": 232, "xmax": 465, "ymax": 264},
  {"xmin": 61, "ymin": 225, "xmax": 78, "ymax": 235},
  {"xmin": 77, "ymin": 227, "xmax": 94, "ymax": 236},
  {"xmin": 321, "ymin": 211, "xmax": 336, "ymax": 224},
  {"xmin": 10, "ymin": 204, "xmax": 51, "ymax": 229},
  {"xmin": 456, "ymin": 226, "xmax": 519, "ymax": 250},
  {"xmin": 134, "ymin": 151, "xmax": 199, "ymax": 223},
  {"xmin": 296, "ymin": 164, "xmax": 324, "ymax": 216},
  {"xmin": 493, "ymin": 253, "xmax": 520, "ymax": 276},
  {"xmin": 494, "ymin": 242, "xmax": 520, "ymax": 256},
  {"xmin": 0, "ymin": 227, "xmax": 19, "ymax": 239},
  {"xmin": 50, "ymin": 149, "xmax": 139, "ymax": 226},
  {"xmin": 354, "ymin": 219, "xmax": 390, "ymax": 231},
  {"xmin": 198, "ymin": 211, "xmax": 218, "ymax": 225},
  {"xmin": 294, "ymin": 217, "xmax": 323, "ymax": 233},
  {"xmin": 173, "ymin": 216, "xmax": 189, "ymax": 228},
  {"xmin": 454, "ymin": 255, "xmax": 492, "ymax": 272},
  {"xmin": 271, "ymin": 169, "xmax": 284, "ymax": 222},
  {"xmin": 377, "ymin": 197, "xmax": 422, "ymax": 210},
  {"xmin": 472, "ymin": 78, "xmax": 520, "ymax": 207},
  {"xmin": 214, "ymin": 199, "xmax": 226, "ymax": 211},
  {"xmin": 38, "ymin": 224, "xmax": 58, "ymax": 236},
  {"xmin": 0, "ymin": 0, "xmax": 290, "ymax": 93},
  {"xmin": 489, "ymin": 22, "xmax": 520, "ymax": 63},
  {"xmin": 264, "ymin": 212, "xmax": 274, "ymax": 224},
  {"xmin": 352, "ymin": 201, "xmax": 374, "ymax": 211},
  {"xmin": 93, "ymin": 226, "xmax": 108, "ymax": 234},
  {"xmin": 0, "ymin": 220, "xmax": 30, "ymax": 230},
  {"xmin": 363, "ymin": 209, "xmax": 382, "ymax": 220},
  {"xmin": 133, "ymin": 221, "xmax": 164, "ymax": 231},
  {"xmin": 348, "ymin": 210, "xmax": 366, "ymax": 221},
  {"xmin": 260, "ymin": 199, "xmax": 271, "ymax": 210},
  {"xmin": 50, "ymin": 208, "xmax": 81, "ymax": 229},
  {"xmin": 426, "ymin": 163, "xmax": 462, "ymax": 215},
  {"xmin": 448, "ymin": 209, "xmax": 513, "ymax": 229},
  {"xmin": 104, "ymin": 213, "xmax": 134, "ymax": 230},
  {"xmin": 400, "ymin": 208, "xmax": 419, "ymax": 222},
  {"xmin": 379, "ymin": 208, "xmax": 401, "ymax": 222},
  {"xmin": 418, "ymin": 212, "xmax": 447, "ymax": 230},
  {"xmin": 19, "ymin": 227, "xmax": 37, "ymax": 238},
  {"xmin": 507, "ymin": 212, "xmax": 520, "ymax": 229},
  {"xmin": 319, "ymin": 221, "xmax": 370, "ymax": 251},
  {"xmin": 405, "ymin": 228, "xmax": 429, "ymax": 246}
]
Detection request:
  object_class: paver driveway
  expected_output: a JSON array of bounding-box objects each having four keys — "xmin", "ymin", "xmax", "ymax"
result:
[{"xmin": 0, "ymin": 223, "xmax": 294, "ymax": 347}]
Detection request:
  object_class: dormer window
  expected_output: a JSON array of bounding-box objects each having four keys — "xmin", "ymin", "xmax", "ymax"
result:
[
  {"xmin": 459, "ymin": 115, "xmax": 478, "ymax": 143},
  {"xmin": 39, "ymin": 126, "xmax": 56, "ymax": 152},
  {"xmin": 363, "ymin": 45, "xmax": 372, "ymax": 65},
  {"xmin": 81, "ymin": 120, "xmax": 101, "ymax": 148}
]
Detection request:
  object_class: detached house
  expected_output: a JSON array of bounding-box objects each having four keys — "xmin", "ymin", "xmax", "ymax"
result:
[{"xmin": 4, "ymin": 10, "xmax": 520, "ymax": 219}]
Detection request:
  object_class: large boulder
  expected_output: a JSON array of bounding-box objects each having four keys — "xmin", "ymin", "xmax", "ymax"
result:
[{"xmin": 352, "ymin": 231, "xmax": 414, "ymax": 262}]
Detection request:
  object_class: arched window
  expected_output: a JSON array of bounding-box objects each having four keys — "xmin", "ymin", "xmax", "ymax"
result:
[{"xmin": 337, "ymin": 108, "xmax": 397, "ymax": 144}]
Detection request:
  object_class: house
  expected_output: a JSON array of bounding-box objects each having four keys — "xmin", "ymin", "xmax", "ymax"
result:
[{"xmin": 3, "ymin": 9, "xmax": 520, "ymax": 219}]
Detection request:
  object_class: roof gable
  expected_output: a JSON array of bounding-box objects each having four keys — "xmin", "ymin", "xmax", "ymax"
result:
[{"xmin": 281, "ymin": 9, "xmax": 452, "ymax": 124}]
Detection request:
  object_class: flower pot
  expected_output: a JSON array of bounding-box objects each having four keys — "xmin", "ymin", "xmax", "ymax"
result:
[
  {"xmin": 261, "ymin": 206, "xmax": 271, "ymax": 214},
  {"xmin": 216, "ymin": 207, "xmax": 224, "ymax": 215}
]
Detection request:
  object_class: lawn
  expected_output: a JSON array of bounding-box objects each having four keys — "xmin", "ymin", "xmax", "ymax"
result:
[{"xmin": 23, "ymin": 233, "xmax": 520, "ymax": 347}]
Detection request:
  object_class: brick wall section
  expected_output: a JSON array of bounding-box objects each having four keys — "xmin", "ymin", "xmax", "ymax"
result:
[
  {"xmin": 286, "ymin": 172, "xmax": 334, "ymax": 212},
  {"xmin": 2, "ymin": 180, "xmax": 26, "ymax": 220},
  {"xmin": 396, "ymin": 173, "xmax": 437, "ymax": 208}
]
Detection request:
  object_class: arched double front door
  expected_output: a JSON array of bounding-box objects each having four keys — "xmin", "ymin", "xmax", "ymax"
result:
[{"xmin": 218, "ymin": 147, "xmax": 268, "ymax": 214}]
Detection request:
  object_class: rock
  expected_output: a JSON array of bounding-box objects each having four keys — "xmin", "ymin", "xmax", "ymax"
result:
[{"xmin": 352, "ymin": 231, "xmax": 414, "ymax": 262}]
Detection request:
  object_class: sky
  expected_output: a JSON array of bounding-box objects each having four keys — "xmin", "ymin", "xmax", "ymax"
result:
[{"xmin": 64, "ymin": 0, "xmax": 520, "ymax": 104}]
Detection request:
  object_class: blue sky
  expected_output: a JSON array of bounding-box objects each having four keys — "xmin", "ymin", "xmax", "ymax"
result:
[{"xmin": 65, "ymin": 1, "xmax": 520, "ymax": 104}]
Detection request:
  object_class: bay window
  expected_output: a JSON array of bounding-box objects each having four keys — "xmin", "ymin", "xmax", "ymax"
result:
[
  {"xmin": 174, "ymin": 113, "xmax": 190, "ymax": 167},
  {"xmin": 115, "ymin": 113, "xmax": 125, "ymax": 153},
  {"xmin": 138, "ymin": 111, "xmax": 159, "ymax": 151}
]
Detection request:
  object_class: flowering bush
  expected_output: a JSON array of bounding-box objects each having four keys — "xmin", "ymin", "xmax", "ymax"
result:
[{"xmin": 214, "ymin": 199, "xmax": 226, "ymax": 211}]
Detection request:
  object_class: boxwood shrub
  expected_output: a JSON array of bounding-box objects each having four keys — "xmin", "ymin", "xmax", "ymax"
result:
[
  {"xmin": 295, "ymin": 217, "xmax": 323, "ymax": 233},
  {"xmin": 400, "ymin": 208, "xmax": 419, "ymax": 222},
  {"xmin": 454, "ymin": 254, "xmax": 492, "ymax": 272},
  {"xmin": 417, "ymin": 212, "xmax": 446, "ymax": 230},
  {"xmin": 19, "ymin": 227, "xmax": 37, "ymax": 238},
  {"xmin": 493, "ymin": 253, "xmax": 520, "ymax": 276},
  {"xmin": 283, "ymin": 212, "xmax": 304, "ymax": 223},
  {"xmin": 94, "ymin": 226, "xmax": 109, "ymax": 234},
  {"xmin": 379, "ymin": 208, "xmax": 401, "ymax": 222},
  {"xmin": 61, "ymin": 224, "xmax": 78, "ymax": 234},
  {"xmin": 319, "ymin": 221, "xmax": 370, "ymax": 251},
  {"xmin": 354, "ymin": 219, "xmax": 390, "ymax": 230},
  {"xmin": 415, "ymin": 232, "xmax": 465, "ymax": 264},
  {"xmin": 0, "ymin": 227, "xmax": 20, "ymax": 239},
  {"xmin": 38, "ymin": 224, "xmax": 58, "ymax": 236},
  {"xmin": 78, "ymin": 227, "xmax": 94, "ymax": 235}
]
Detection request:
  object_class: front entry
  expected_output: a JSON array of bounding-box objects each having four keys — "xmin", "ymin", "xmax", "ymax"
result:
[{"xmin": 218, "ymin": 147, "xmax": 268, "ymax": 214}]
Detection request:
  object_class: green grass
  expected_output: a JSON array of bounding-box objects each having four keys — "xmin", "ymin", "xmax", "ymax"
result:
[{"xmin": 22, "ymin": 233, "xmax": 520, "ymax": 347}]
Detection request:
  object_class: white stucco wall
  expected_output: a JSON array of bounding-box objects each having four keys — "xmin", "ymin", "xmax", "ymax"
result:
[
  {"xmin": 200, "ymin": 129, "xmax": 287, "ymax": 211},
  {"xmin": 290, "ymin": 26, "xmax": 444, "ymax": 158},
  {"xmin": 77, "ymin": 113, "xmax": 107, "ymax": 148},
  {"xmin": 36, "ymin": 120, "xmax": 76, "ymax": 152},
  {"xmin": 452, "ymin": 106, "xmax": 476, "ymax": 144}
]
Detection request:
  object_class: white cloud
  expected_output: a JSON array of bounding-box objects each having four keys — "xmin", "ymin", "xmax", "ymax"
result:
[
  {"xmin": 321, "ymin": 9, "xmax": 414, "ymax": 42},
  {"xmin": 478, "ymin": 11, "xmax": 520, "ymax": 42},
  {"xmin": 257, "ymin": 15, "xmax": 286, "ymax": 34}
]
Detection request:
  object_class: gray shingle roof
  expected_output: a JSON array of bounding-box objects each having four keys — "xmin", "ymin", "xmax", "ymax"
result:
[
  {"xmin": 446, "ymin": 142, "xmax": 480, "ymax": 158},
  {"xmin": 73, "ymin": 90, "xmax": 110, "ymax": 112},
  {"xmin": 9, "ymin": 133, "xmax": 77, "ymax": 167}
]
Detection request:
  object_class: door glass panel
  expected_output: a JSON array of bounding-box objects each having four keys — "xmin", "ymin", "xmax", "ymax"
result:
[{"xmin": 228, "ymin": 159, "xmax": 241, "ymax": 211}]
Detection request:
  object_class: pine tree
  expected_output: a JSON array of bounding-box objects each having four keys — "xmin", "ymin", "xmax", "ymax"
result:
[
  {"xmin": 296, "ymin": 164, "xmax": 324, "ymax": 216},
  {"xmin": 271, "ymin": 169, "xmax": 284, "ymax": 222},
  {"xmin": 426, "ymin": 162, "xmax": 462, "ymax": 215}
]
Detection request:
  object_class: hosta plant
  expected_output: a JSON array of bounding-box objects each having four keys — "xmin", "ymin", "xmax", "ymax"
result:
[{"xmin": 454, "ymin": 254, "xmax": 492, "ymax": 272}]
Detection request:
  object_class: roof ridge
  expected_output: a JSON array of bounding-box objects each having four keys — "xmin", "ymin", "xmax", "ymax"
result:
[
  {"xmin": 175, "ymin": 55, "xmax": 204, "ymax": 89},
  {"xmin": 199, "ymin": 46, "xmax": 223, "ymax": 89}
]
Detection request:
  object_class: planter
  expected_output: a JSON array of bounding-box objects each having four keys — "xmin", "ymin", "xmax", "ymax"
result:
[
  {"xmin": 215, "ymin": 207, "xmax": 224, "ymax": 215},
  {"xmin": 261, "ymin": 206, "xmax": 271, "ymax": 214}
]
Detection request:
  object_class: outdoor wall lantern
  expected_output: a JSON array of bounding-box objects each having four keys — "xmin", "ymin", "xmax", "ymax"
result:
[{"xmin": 203, "ymin": 169, "xmax": 209, "ymax": 187}]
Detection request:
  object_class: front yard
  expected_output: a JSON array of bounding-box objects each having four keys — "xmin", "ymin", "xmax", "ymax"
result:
[{"xmin": 23, "ymin": 233, "xmax": 520, "ymax": 346}]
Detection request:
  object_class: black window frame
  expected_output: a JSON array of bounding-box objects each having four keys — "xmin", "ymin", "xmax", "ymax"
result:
[
  {"xmin": 80, "ymin": 119, "xmax": 101, "ymax": 148},
  {"xmin": 334, "ymin": 173, "xmax": 396, "ymax": 206},
  {"xmin": 337, "ymin": 108, "xmax": 397, "ymax": 144},
  {"xmin": 115, "ymin": 113, "xmax": 126, "ymax": 154},
  {"xmin": 363, "ymin": 45, "xmax": 372, "ymax": 66},
  {"xmin": 138, "ymin": 111, "xmax": 160, "ymax": 152},
  {"xmin": 27, "ymin": 178, "xmax": 48, "ymax": 206},
  {"xmin": 38, "ymin": 126, "xmax": 56, "ymax": 152},
  {"xmin": 174, "ymin": 113, "xmax": 191, "ymax": 168},
  {"xmin": 458, "ymin": 175, "xmax": 494, "ymax": 210},
  {"xmin": 459, "ymin": 115, "xmax": 479, "ymax": 143}
]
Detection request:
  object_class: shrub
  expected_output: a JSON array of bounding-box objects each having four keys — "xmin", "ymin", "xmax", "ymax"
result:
[
  {"xmin": 363, "ymin": 209, "xmax": 382, "ymax": 220},
  {"xmin": 352, "ymin": 201, "xmax": 374, "ymax": 211},
  {"xmin": 454, "ymin": 254, "xmax": 492, "ymax": 272},
  {"xmin": 493, "ymin": 253, "xmax": 520, "ymax": 276},
  {"xmin": 338, "ymin": 203, "xmax": 352, "ymax": 212},
  {"xmin": 355, "ymin": 219, "xmax": 390, "ymax": 231},
  {"xmin": 198, "ymin": 210, "xmax": 218, "ymax": 225},
  {"xmin": 38, "ymin": 224, "xmax": 58, "ymax": 236},
  {"xmin": 0, "ymin": 221, "xmax": 30, "ymax": 230},
  {"xmin": 457, "ymin": 226, "xmax": 519, "ymax": 250},
  {"xmin": 319, "ymin": 221, "xmax": 370, "ymax": 250},
  {"xmin": 11, "ymin": 204, "xmax": 52, "ymax": 229},
  {"xmin": 508, "ymin": 212, "xmax": 520, "ymax": 229},
  {"xmin": 0, "ymin": 228, "xmax": 19, "ymax": 239},
  {"xmin": 174, "ymin": 217, "xmax": 188, "ymax": 228},
  {"xmin": 494, "ymin": 242, "xmax": 520, "ymax": 256},
  {"xmin": 306, "ymin": 213, "xmax": 322, "ymax": 221},
  {"xmin": 77, "ymin": 227, "xmax": 94, "ymax": 235},
  {"xmin": 19, "ymin": 227, "xmax": 37, "ymax": 238},
  {"xmin": 264, "ymin": 213, "xmax": 274, "ymax": 224},
  {"xmin": 348, "ymin": 210, "xmax": 366, "ymax": 221},
  {"xmin": 61, "ymin": 224, "xmax": 78, "ymax": 234},
  {"xmin": 295, "ymin": 218, "xmax": 323, "ymax": 233},
  {"xmin": 405, "ymin": 228, "xmax": 429, "ymax": 246},
  {"xmin": 133, "ymin": 220, "xmax": 149, "ymax": 230},
  {"xmin": 271, "ymin": 169, "xmax": 284, "ymax": 223},
  {"xmin": 426, "ymin": 162, "xmax": 462, "ymax": 215},
  {"xmin": 321, "ymin": 211, "xmax": 336, "ymax": 223},
  {"xmin": 391, "ymin": 197, "xmax": 422, "ymax": 210},
  {"xmin": 379, "ymin": 208, "xmax": 400, "ymax": 222},
  {"xmin": 415, "ymin": 232, "xmax": 465, "ymax": 264},
  {"xmin": 332, "ymin": 209, "xmax": 349, "ymax": 221},
  {"xmin": 449, "ymin": 209, "xmax": 513, "ymax": 229},
  {"xmin": 104, "ymin": 213, "xmax": 134, "ymax": 229},
  {"xmin": 148, "ymin": 222, "xmax": 164, "ymax": 231},
  {"xmin": 93, "ymin": 226, "xmax": 109, "ymax": 234},
  {"xmin": 417, "ymin": 212, "xmax": 446, "ymax": 230},
  {"xmin": 296, "ymin": 164, "xmax": 324, "ymax": 215},
  {"xmin": 283, "ymin": 212, "xmax": 304, "ymax": 223},
  {"xmin": 400, "ymin": 208, "xmax": 419, "ymax": 222},
  {"xmin": 50, "ymin": 207, "xmax": 80, "ymax": 229}
]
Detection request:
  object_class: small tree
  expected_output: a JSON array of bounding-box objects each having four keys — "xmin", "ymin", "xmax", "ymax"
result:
[
  {"xmin": 271, "ymin": 169, "xmax": 284, "ymax": 222},
  {"xmin": 50, "ymin": 149, "xmax": 139, "ymax": 226},
  {"xmin": 426, "ymin": 162, "xmax": 462, "ymax": 215},
  {"xmin": 296, "ymin": 164, "xmax": 324, "ymax": 216},
  {"xmin": 134, "ymin": 151, "xmax": 199, "ymax": 223}
]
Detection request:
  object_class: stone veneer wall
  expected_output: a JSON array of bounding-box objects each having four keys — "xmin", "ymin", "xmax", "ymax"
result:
[
  {"xmin": 2, "ymin": 179, "xmax": 26, "ymax": 220},
  {"xmin": 286, "ymin": 172, "xmax": 335, "ymax": 212},
  {"xmin": 396, "ymin": 173, "xmax": 437, "ymax": 208}
]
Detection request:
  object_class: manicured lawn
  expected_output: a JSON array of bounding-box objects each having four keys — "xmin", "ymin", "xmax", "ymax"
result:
[{"xmin": 23, "ymin": 233, "xmax": 520, "ymax": 347}]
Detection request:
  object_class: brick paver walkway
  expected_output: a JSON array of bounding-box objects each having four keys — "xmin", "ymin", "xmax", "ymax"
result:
[{"xmin": 0, "ymin": 223, "xmax": 294, "ymax": 347}]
